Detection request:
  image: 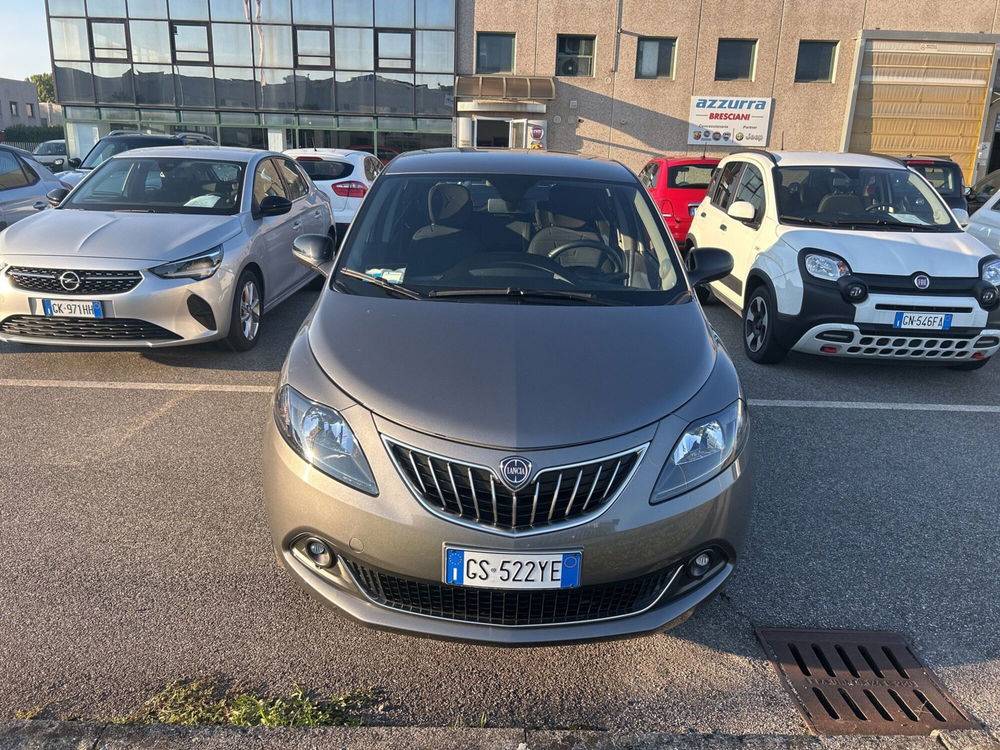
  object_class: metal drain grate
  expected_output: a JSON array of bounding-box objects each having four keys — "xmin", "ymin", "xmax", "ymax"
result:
[{"xmin": 757, "ymin": 629, "xmax": 979, "ymax": 735}]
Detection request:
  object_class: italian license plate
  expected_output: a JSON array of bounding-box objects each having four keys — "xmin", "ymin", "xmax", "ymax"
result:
[
  {"xmin": 444, "ymin": 548, "xmax": 581, "ymax": 589},
  {"xmin": 42, "ymin": 300, "xmax": 104, "ymax": 318},
  {"xmin": 893, "ymin": 311, "xmax": 951, "ymax": 330}
]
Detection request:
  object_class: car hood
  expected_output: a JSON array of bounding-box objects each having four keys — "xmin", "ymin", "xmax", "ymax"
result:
[
  {"xmin": 0, "ymin": 209, "xmax": 243, "ymax": 262},
  {"xmin": 777, "ymin": 226, "xmax": 994, "ymax": 276},
  {"xmin": 59, "ymin": 170, "xmax": 87, "ymax": 186},
  {"xmin": 308, "ymin": 293, "xmax": 718, "ymax": 449}
]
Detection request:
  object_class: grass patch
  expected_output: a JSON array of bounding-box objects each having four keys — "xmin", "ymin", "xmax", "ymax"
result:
[{"xmin": 14, "ymin": 707, "xmax": 44, "ymax": 720}]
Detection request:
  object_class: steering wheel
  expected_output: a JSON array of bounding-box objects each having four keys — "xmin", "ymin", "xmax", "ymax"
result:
[
  {"xmin": 440, "ymin": 252, "xmax": 575, "ymax": 283},
  {"xmin": 547, "ymin": 240, "xmax": 625, "ymax": 275}
]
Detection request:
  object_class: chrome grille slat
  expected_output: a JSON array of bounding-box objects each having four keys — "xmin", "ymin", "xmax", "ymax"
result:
[{"xmin": 386, "ymin": 439, "xmax": 646, "ymax": 534}]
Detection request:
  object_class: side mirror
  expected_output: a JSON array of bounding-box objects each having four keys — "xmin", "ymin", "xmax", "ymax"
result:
[
  {"xmin": 67, "ymin": 157, "xmax": 81, "ymax": 169},
  {"xmin": 292, "ymin": 233, "xmax": 335, "ymax": 276},
  {"xmin": 256, "ymin": 194, "xmax": 292, "ymax": 219},
  {"xmin": 727, "ymin": 200, "xmax": 756, "ymax": 222},
  {"xmin": 47, "ymin": 187, "xmax": 70, "ymax": 207},
  {"xmin": 952, "ymin": 208, "xmax": 970, "ymax": 226},
  {"xmin": 687, "ymin": 247, "xmax": 734, "ymax": 288}
]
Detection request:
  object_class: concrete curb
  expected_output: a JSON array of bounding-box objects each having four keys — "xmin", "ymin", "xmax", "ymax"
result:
[{"xmin": 1, "ymin": 722, "xmax": 998, "ymax": 750}]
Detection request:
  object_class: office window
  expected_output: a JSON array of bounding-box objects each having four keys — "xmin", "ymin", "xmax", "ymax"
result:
[
  {"xmin": 377, "ymin": 30, "xmax": 414, "ymax": 71},
  {"xmin": 172, "ymin": 22, "xmax": 211, "ymax": 64},
  {"xmin": 211, "ymin": 0, "xmax": 252, "ymax": 21},
  {"xmin": 477, "ymin": 33, "xmax": 514, "ymax": 74},
  {"xmin": 128, "ymin": 0, "xmax": 168, "ymax": 17},
  {"xmin": 49, "ymin": 0, "xmax": 86, "ymax": 14},
  {"xmin": 89, "ymin": 20, "xmax": 129, "ymax": 62},
  {"xmin": 130, "ymin": 21, "xmax": 172, "ymax": 64},
  {"xmin": 336, "ymin": 71, "xmax": 374, "ymax": 112},
  {"xmin": 292, "ymin": 0, "xmax": 331, "ymax": 24},
  {"xmin": 169, "ymin": 0, "xmax": 209, "ymax": 20},
  {"xmin": 335, "ymin": 0, "xmax": 373, "ymax": 26},
  {"xmin": 335, "ymin": 27, "xmax": 374, "ymax": 69},
  {"xmin": 416, "ymin": 0, "xmax": 454, "ymax": 28},
  {"xmin": 715, "ymin": 39, "xmax": 756, "ymax": 81},
  {"xmin": 215, "ymin": 67, "xmax": 256, "ymax": 108},
  {"xmin": 795, "ymin": 40, "xmax": 837, "ymax": 82},
  {"xmin": 9, "ymin": 102, "xmax": 18, "ymax": 117},
  {"xmin": 635, "ymin": 37, "xmax": 675, "ymax": 79},
  {"xmin": 295, "ymin": 27, "xmax": 332, "ymax": 68},
  {"xmin": 376, "ymin": 0, "xmax": 413, "ymax": 28},
  {"xmin": 415, "ymin": 30, "xmax": 453, "ymax": 73},
  {"xmin": 26, "ymin": 103, "xmax": 35, "ymax": 117},
  {"xmin": 212, "ymin": 23, "xmax": 253, "ymax": 66},
  {"xmin": 51, "ymin": 18, "xmax": 90, "ymax": 60},
  {"xmin": 556, "ymin": 35, "xmax": 595, "ymax": 77},
  {"xmin": 89, "ymin": 0, "xmax": 126, "ymax": 13},
  {"xmin": 254, "ymin": 24, "xmax": 294, "ymax": 68},
  {"xmin": 134, "ymin": 64, "xmax": 175, "ymax": 105}
]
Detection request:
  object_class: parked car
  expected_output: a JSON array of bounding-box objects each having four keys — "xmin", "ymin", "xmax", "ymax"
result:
[
  {"xmin": 60, "ymin": 132, "xmax": 219, "ymax": 188},
  {"xmin": 902, "ymin": 155, "xmax": 967, "ymax": 215},
  {"xmin": 0, "ymin": 144, "xmax": 66, "ymax": 232},
  {"xmin": 0, "ymin": 146, "xmax": 332, "ymax": 350},
  {"xmin": 963, "ymin": 189, "xmax": 1000, "ymax": 261},
  {"xmin": 687, "ymin": 150, "xmax": 1000, "ymax": 369},
  {"xmin": 637, "ymin": 157, "xmax": 719, "ymax": 247},
  {"xmin": 264, "ymin": 149, "xmax": 747, "ymax": 644},
  {"xmin": 285, "ymin": 148, "xmax": 382, "ymax": 244},
  {"xmin": 32, "ymin": 140, "xmax": 68, "ymax": 172},
  {"xmin": 966, "ymin": 169, "xmax": 1000, "ymax": 215}
]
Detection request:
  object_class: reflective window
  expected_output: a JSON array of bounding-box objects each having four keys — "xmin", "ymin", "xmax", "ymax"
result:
[
  {"xmin": 93, "ymin": 62, "xmax": 134, "ymax": 103},
  {"xmin": 254, "ymin": 159, "xmax": 287, "ymax": 204},
  {"xmin": 335, "ymin": 27, "xmax": 374, "ymax": 69},
  {"xmin": 130, "ymin": 21, "xmax": 172, "ymax": 64},
  {"xmin": 295, "ymin": 70, "xmax": 335, "ymax": 111},
  {"xmin": 128, "ymin": 0, "xmax": 167, "ymax": 17},
  {"xmin": 711, "ymin": 162, "xmax": 743, "ymax": 208},
  {"xmin": 556, "ymin": 35, "xmax": 594, "ymax": 77},
  {"xmin": 635, "ymin": 37, "xmax": 675, "ymax": 79},
  {"xmin": 375, "ymin": 72, "xmax": 413, "ymax": 114},
  {"xmin": 293, "ymin": 0, "xmax": 331, "ymax": 24},
  {"xmin": 415, "ymin": 30, "xmax": 453, "ymax": 73},
  {"xmin": 336, "ymin": 71, "xmax": 374, "ymax": 112},
  {"xmin": 795, "ymin": 40, "xmax": 837, "ymax": 83},
  {"xmin": 415, "ymin": 0, "xmax": 454, "ymax": 29},
  {"xmin": 212, "ymin": 23, "xmax": 253, "ymax": 66},
  {"xmin": 254, "ymin": 24, "xmax": 293, "ymax": 68},
  {"xmin": 257, "ymin": 0, "xmax": 292, "ymax": 22},
  {"xmin": 90, "ymin": 21, "xmax": 130, "ymax": 61},
  {"xmin": 168, "ymin": 0, "xmax": 209, "ymax": 19},
  {"xmin": 174, "ymin": 65, "xmax": 215, "ymax": 106},
  {"xmin": 414, "ymin": 74, "xmax": 451, "ymax": 115},
  {"xmin": 172, "ymin": 23, "xmax": 210, "ymax": 63},
  {"xmin": 376, "ymin": 130, "xmax": 449, "ymax": 158},
  {"xmin": 295, "ymin": 27, "xmax": 332, "ymax": 68},
  {"xmin": 209, "ymin": 0, "xmax": 251, "ymax": 20},
  {"xmin": 220, "ymin": 127, "xmax": 266, "ymax": 148},
  {"xmin": 715, "ymin": 39, "xmax": 757, "ymax": 81},
  {"xmin": 0, "ymin": 151, "xmax": 32, "ymax": 191},
  {"xmin": 54, "ymin": 62, "xmax": 96, "ymax": 102},
  {"xmin": 277, "ymin": 158, "xmax": 309, "ymax": 199},
  {"xmin": 259, "ymin": 69, "xmax": 295, "ymax": 109},
  {"xmin": 377, "ymin": 31, "xmax": 413, "ymax": 71},
  {"xmin": 88, "ymin": 0, "xmax": 126, "ymax": 14},
  {"xmin": 215, "ymin": 67, "xmax": 256, "ymax": 108},
  {"xmin": 476, "ymin": 33, "xmax": 513, "ymax": 74},
  {"xmin": 134, "ymin": 64, "xmax": 175, "ymax": 104},
  {"xmin": 51, "ymin": 18, "xmax": 90, "ymax": 61},
  {"xmin": 335, "ymin": 0, "xmax": 373, "ymax": 25},
  {"xmin": 375, "ymin": 0, "xmax": 413, "ymax": 27},
  {"xmin": 49, "ymin": 0, "xmax": 86, "ymax": 14}
]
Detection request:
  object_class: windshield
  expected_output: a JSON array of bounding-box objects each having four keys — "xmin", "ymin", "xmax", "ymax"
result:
[
  {"xmin": 336, "ymin": 173, "xmax": 684, "ymax": 305},
  {"xmin": 61, "ymin": 157, "xmax": 244, "ymax": 215},
  {"xmin": 907, "ymin": 162, "xmax": 963, "ymax": 197},
  {"xmin": 775, "ymin": 166, "xmax": 957, "ymax": 230},
  {"xmin": 668, "ymin": 164, "xmax": 714, "ymax": 189},
  {"xmin": 34, "ymin": 141, "xmax": 65, "ymax": 155},
  {"xmin": 296, "ymin": 158, "xmax": 353, "ymax": 182}
]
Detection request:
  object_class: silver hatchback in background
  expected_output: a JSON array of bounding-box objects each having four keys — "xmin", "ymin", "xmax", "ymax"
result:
[
  {"xmin": 0, "ymin": 145, "xmax": 66, "ymax": 232},
  {"xmin": 265, "ymin": 149, "xmax": 750, "ymax": 644},
  {"xmin": 0, "ymin": 146, "xmax": 332, "ymax": 350}
]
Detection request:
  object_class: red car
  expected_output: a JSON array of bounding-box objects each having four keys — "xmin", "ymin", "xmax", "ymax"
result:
[{"xmin": 637, "ymin": 157, "xmax": 720, "ymax": 248}]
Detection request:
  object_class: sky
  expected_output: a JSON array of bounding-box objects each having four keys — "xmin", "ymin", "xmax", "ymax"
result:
[{"xmin": 0, "ymin": 1, "xmax": 51, "ymax": 81}]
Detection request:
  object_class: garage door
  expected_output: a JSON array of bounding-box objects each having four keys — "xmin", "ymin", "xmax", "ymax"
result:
[{"xmin": 847, "ymin": 39, "xmax": 995, "ymax": 181}]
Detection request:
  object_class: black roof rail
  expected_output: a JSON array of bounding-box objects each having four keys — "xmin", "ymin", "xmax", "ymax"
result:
[{"xmin": 727, "ymin": 148, "xmax": 778, "ymax": 164}]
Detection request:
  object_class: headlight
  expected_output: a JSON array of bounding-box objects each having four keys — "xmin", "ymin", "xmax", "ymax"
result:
[
  {"xmin": 982, "ymin": 259, "xmax": 1000, "ymax": 286},
  {"xmin": 274, "ymin": 385, "xmax": 378, "ymax": 495},
  {"xmin": 650, "ymin": 400, "xmax": 747, "ymax": 504},
  {"xmin": 804, "ymin": 252, "xmax": 851, "ymax": 281},
  {"xmin": 150, "ymin": 246, "xmax": 223, "ymax": 280}
]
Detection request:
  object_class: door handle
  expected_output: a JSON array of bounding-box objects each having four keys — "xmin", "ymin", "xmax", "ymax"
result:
[
  {"xmin": 33, "ymin": 201, "xmax": 47, "ymax": 210},
  {"xmin": 292, "ymin": 222, "xmax": 301, "ymax": 230},
  {"xmin": 720, "ymin": 224, "xmax": 727, "ymax": 231}
]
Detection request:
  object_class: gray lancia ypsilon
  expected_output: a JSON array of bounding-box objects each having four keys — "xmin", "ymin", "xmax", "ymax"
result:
[{"xmin": 264, "ymin": 149, "xmax": 750, "ymax": 644}]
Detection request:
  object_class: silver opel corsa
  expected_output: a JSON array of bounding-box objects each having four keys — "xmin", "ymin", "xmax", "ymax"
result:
[
  {"xmin": 265, "ymin": 150, "xmax": 750, "ymax": 644},
  {"xmin": 0, "ymin": 146, "xmax": 332, "ymax": 350}
]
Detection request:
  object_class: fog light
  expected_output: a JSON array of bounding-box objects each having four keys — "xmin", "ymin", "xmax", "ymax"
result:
[
  {"xmin": 820, "ymin": 345, "xmax": 839, "ymax": 354},
  {"xmin": 838, "ymin": 276, "xmax": 868, "ymax": 303},
  {"xmin": 688, "ymin": 550, "xmax": 714, "ymax": 578},
  {"xmin": 972, "ymin": 352, "xmax": 986, "ymax": 360},
  {"xmin": 305, "ymin": 538, "xmax": 334, "ymax": 568}
]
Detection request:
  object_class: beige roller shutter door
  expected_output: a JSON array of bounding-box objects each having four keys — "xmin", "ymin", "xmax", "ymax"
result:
[{"xmin": 848, "ymin": 39, "xmax": 995, "ymax": 181}]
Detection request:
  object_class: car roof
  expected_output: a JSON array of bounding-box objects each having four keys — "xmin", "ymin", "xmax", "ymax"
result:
[
  {"xmin": 102, "ymin": 133, "xmax": 179, "ymax": 141},
  {"xmin": 385, "ymin": 148, "xmax": 635, "ymax": 181},
  {"xmin": 112, "ymin": 145, "xmax": 274, "ymax": 162},
  {"xmin": 285, "ymin": 148, "xmax": 369, "ymax": 162},
  {"xmin": 725, "ymin": 150, "xmax": 908, "ymax": 170}
]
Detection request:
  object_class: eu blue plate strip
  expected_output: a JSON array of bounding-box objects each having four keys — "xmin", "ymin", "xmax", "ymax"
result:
[
  {"xmin": 446, "ymin": 549, "xmax": 464, "ymax": 585},
  {"xmin": 560, "ymin": 553, "xmax": 580, "ymax": 587}
]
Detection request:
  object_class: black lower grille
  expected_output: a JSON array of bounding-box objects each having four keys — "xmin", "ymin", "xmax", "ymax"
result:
[
  {"xmin": 345, "ymin": 559, "xmax": 677, "ymax": 626},
  {"xmin": 0, "ymin": 315, "xmax": 181, "ymax": 341},
  {"xmin": 6, "ymin": 267, "xmax": 142, "ymax": 295}
]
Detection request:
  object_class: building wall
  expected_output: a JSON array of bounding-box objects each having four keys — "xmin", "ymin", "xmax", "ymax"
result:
[
  {"xmin": 0, "ymin": 78, "xmax": 43, "ymax": 131},
  {"xmin": 462, "ymin": 0, "xmax": 1000, "ymax": 171}
]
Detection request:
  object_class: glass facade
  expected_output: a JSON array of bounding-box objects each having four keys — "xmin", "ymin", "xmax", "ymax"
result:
[{"xmin": 49, "ymin": 0, "xmax": 456, "ymax": 152}]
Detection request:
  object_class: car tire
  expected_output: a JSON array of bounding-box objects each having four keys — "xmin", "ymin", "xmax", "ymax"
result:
[
  {"xmin": 950, "ymin": 357, "xmax": 991, "ymax": 371},
  {"xmin": 742, "ymin": 285, "xmax": 788, "ymax": 364},
  {"xmin": 226, "ymin": 268, "xmax": 263, "ymax": 352}
]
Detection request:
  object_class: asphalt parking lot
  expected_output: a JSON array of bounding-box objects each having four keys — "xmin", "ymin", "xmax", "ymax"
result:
[{"xmin": 1, "ymin": 289, "xmax": 998, "ymax": 735}]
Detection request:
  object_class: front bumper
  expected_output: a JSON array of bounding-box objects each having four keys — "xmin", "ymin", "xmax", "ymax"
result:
[
  {"xmin": 0, "ymin": 256, "xmax": 235, "ymax": 348},
  {"xmin": 263, "ymin": 411, "xmax": 752, "ymax": 645}
]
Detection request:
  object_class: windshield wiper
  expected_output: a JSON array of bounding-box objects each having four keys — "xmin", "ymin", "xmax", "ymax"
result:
[
  {"xmin": 428, "ymin": 288, "xmax": 624, "ymax": 305},
  {"xmin": 337, "ymin": 268, "xmax": 425, "ymax": 300},
  {"xmin": 779, "ymin": 216, "xmax": 839, "ymax": 227},
  {"xmin": 835, "ymin": 219, "xmax": 944, "ymax": 231}
]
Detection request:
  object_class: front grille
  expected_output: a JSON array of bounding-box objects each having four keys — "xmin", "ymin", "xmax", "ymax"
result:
[
  {"xmin": 385, "ymin": 440, "xmax": 645, "ymax": 533},
  {"xmin": 6, "ymin": 266, "xmax": 142, "ymax": 295},
  {"xmin": 0, "ymin": 315, "xmax": 180, "ymax": 341},
  {"xmin": 345, "ymin": 559, "xmax": 678, "ymax": 626},
  {"xmin": 845, "ymin": 334, "xmax": 975, "ymax": 359}
]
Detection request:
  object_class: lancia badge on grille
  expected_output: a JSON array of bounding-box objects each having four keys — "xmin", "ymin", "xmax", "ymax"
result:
[
  {"xmin": 498, "ymin": 456, "xmax": 532, "ymax": 491},
  {"xmin": 913, "ymin": 274, "xmax": 930, "ymax": 290},
  {"xmin": 58, "ymin": 271, "xmax": 81, "ymax": 291}
]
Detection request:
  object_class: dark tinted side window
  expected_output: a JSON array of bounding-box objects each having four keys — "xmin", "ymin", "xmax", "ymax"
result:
[
  {"xmin": 908, "ymin": 162, "xmax": 963, "ymax": 197},
  {"xmin": 276, "ymin": 158, "xmax": 310, "ymax": 199},
  {"xmin": 297, "ymin": 159, "xmax": 354, "ymax": 182},
  {"xmin": 0, "ymin": 151, "xmax": 35, "ymax": 191},
  {"xmin": 711, "ymin": 162, "xmax": 744, "ymax": 208}
]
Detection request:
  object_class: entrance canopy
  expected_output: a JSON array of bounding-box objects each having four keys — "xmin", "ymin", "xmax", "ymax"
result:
[{"xmin": 455, "ymin": 76, "xmax": 556, "ymax": 100}]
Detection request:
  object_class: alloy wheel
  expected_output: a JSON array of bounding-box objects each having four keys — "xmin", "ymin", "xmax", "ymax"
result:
[
  {"xmin": 745, "ymin": 295, "xmax": 768, "ymax": 353},
  {"xmin": 240, "ymin": 279, "xmax": 261, "ymax": 341}
]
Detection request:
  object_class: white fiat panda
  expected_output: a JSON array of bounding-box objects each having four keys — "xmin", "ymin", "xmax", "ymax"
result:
[{"xmin": 686, "ymin": 150, "xmax": 1000, "ymax": 369}]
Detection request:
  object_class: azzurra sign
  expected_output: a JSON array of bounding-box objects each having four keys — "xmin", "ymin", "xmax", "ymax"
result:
[{"xmin": 688, "ymin": 96, "xmax": 773, "ymax": 147}]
